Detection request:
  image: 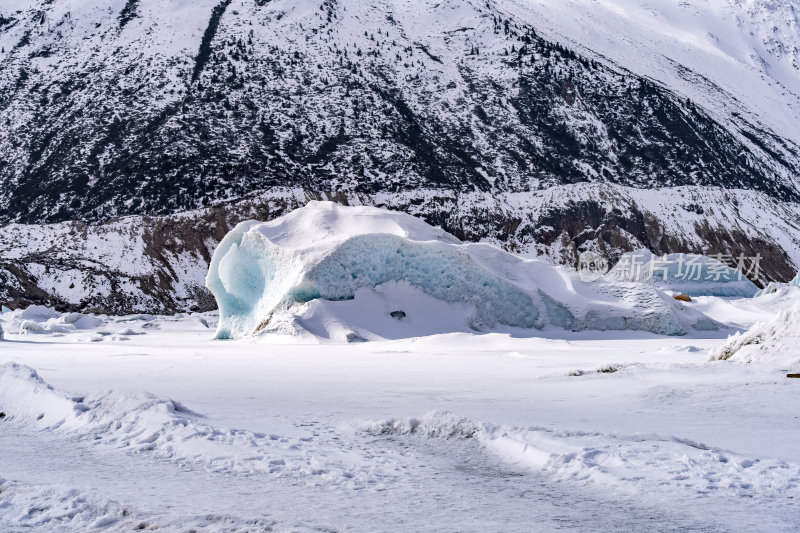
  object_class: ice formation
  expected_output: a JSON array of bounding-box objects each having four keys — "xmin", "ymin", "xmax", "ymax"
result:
[
  {"xmin": 710, "ymin": 303, "xmax": 800, "ymax": 366},
  {"xmin": 207, "ymin": 202, "xmax": 724, "ymax": 340},
  {"xmin": 755, "ymin": 270, "xmax": 800, "ymax": 297},
  {"xmin": 2, "ymin": 306, "xmax": 105, "ymax": 335},
  {"xmin": 606, "ymin": 251, "xmax": 759, "ymax": 297}
]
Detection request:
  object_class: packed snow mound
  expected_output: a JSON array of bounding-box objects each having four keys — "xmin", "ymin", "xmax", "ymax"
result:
[
  {"xmin": 710, "ymin": 304, "xmax": 800, "ymax": 366},
  {"xmin": 0, "ymin": 305, "xmax": 217, "ymax": 341},
  {"xmin": 16, "ymin": 304, "xmax": 62, "ymax": 321},
  {"xmin": 208, "ymin": 202, "xmax": 724, "ymax": 340},
  {"xmin": 607, "ymin": 251, "xmax": 759, "ymax": 298}
]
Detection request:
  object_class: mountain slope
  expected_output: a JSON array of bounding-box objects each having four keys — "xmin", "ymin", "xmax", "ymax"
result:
[
  {"xmin": 1, "ymin": 0, "xmax": 799, "ymax": 312},
  {"xmin": 0, "ymin": 0, "xmax": 799, "ymax": 223},
  {"xmin": 505, "ymin": 0, "xmax": 800, "ymax": 142}
]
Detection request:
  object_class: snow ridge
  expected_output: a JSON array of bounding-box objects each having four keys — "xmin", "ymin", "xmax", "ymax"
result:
[
  {"xmin": 365, "ymin": 410, "xmax": 800, "ymax": 500},
  {"xmin": 0, "ymin": 363, "xmax": 397, "ymax": 489}
]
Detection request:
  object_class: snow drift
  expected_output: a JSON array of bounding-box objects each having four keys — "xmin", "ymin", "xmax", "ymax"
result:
[
  {"xmin": 207, "ymin": 202, "xmax": 723, "ymax": 340},
  {"xmin": 0, "ymin": 363, "xmax": 387, "ymax": 487},
  {"xmin": 710, "ymin": 303, "xmax": 800, "ymax": 367},
  {"xmin": 364, "ymin": 410, "xmax": 800, "ymax": 499}
]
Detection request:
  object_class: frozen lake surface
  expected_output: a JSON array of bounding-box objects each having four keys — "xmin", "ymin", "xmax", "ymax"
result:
[{"xmin": 1, "ymin": 309, "xmax": 798, "ymax": 532}]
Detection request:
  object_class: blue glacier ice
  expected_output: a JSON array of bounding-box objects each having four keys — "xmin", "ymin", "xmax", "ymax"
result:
[
  {"xmin": 207, "ymin": 211, "xmax": 540, "ymax": 339},
  {"xmin": 754, "ymin": 270, "xmax": 800, "ymax": 297},
  {"xmin": 206, "ymin": 202, "xmax": 724, "ymax": 340},
  {"xmin": 606, "ymin": 251, "xmax": 759, "ymax": 298},
  {"xmin": 291, "ymin": 234, "xmax": 540, "ymax": 328}
]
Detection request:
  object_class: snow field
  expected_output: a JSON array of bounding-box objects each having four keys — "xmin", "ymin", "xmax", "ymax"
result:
[
  {"xmin": 3, "ymin": 351, "xmax": 799, "ymax": 511},
  {"xmin": 365, "ymin": 410, "xmax": 800, "ymax": 500},
  {"xmin": 1, "ymin": 310, "xmax": 800, "ymax": 530}
]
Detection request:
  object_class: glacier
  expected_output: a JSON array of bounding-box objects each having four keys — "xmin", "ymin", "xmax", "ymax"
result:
[
  {"xmin": 206, "ymin": 202, "xmax": 727, "ymax": 341},
  {"xmin": 710, "ymin": 303, "xmax": 800, "ymax": 367},
  {"xmin": 754, "ymin": 270, "xmax": 800, "ymax": 297},
  {"xmin": 607, "ymin": 251, "xmax": 759, "ymax": 298}
]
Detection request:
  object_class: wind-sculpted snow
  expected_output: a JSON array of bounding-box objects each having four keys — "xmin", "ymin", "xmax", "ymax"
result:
[
  {"xmin": 208, "ymin": 202, "xmax": 723, "ymax": 340},
  {"xmin": 0, "ymin": 363, "xmax": 399, "ymax": 488},
  {"xmin": 710, "ymin": 303, "xmax": 800, "ymax": 366},
  {"xmin": 364, "ymin": 411, "xmax": 800, "ymax": 500}
]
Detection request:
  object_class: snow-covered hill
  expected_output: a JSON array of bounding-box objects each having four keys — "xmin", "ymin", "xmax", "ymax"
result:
[{"xmin": 506, "ymin": 0, "xmax": 800, "ymax": 144}]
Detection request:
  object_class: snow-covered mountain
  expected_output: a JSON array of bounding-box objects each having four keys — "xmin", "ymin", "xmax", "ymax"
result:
[
  {"xmin": 1, "ymin": 0, "xmax": 799, "ymax": 311},
  {"xmin": 505, "ymin": 0, "xmax": 800, "ymax": 144}
]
